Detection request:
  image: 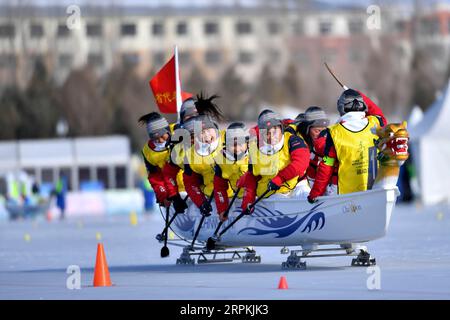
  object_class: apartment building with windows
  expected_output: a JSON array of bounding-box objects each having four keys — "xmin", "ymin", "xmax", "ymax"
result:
[{"xmin": 0, "ymin": 3, "xmax": 444, "ymax": 88}]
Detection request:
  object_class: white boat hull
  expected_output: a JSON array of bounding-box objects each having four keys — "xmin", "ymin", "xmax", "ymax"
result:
[{"xmin": 170, "ymin": 187, "xmax": 399, "ymax": 248}]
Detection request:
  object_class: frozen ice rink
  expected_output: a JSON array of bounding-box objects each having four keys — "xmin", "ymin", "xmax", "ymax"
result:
[{"xmin": 1, "ymin": 203, "xmax": 449, "ymax": 300}]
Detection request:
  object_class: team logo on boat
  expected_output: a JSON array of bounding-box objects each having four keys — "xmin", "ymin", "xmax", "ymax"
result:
[
  {"xmin": 237, "ymin": 202, "xmax": 325, "ymax": 238},
  {"xmin": 342, "ymin": 202, "xmax": 362, "ymax": 214}
]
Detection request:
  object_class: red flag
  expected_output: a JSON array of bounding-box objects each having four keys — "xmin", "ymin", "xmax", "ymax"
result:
[{"xmin": 149, "ymin": 54, "xmax": 192, "ymax": 114}]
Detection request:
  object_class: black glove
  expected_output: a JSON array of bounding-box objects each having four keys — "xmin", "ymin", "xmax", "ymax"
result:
[
  {"xmin": 307, "ymin": 195, "xmax": 317, "ymax": 204},
  {"xmin": 169, "ymin": 194, "xmax": 187, "ymax": 214},
  {"xmin": 157, "ymin": 199, "xmax": 169, "ymax": 208},
  {"xmin": 267, "ymin": 180, "xmax": 281, "ymax": 192},
  {"xmin": 242, "ymin": 205, "xmax": 254, "ymax": 216},
  {"xmin": 199, "ymin": 200, "xmax": 212, "ymax": 217}
]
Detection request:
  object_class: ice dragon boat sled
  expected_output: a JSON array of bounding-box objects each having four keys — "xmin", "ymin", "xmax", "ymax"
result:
[
  {"xmin": 159, "ymin": 123, "xmax": 409, "ymax": 269},
  {"xmin": 171, "ymin": 187, "xmax": 399, "ymax": 248},
  {"xmin": 166, "ymin": 187, "xmax": 397, "ymax": 268}
]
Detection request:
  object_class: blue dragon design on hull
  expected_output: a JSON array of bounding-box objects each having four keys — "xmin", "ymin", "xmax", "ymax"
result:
[
  {"xmin": 238, "ymin": 202, "xmax": 325, "ymax": 238},
  {"xmin": 173, "ymin": 214, "xmax": 196, "ymax": 232},
  {"xmin": 172, "ymin": 202, "xmax": 325, "ymax": 239}
]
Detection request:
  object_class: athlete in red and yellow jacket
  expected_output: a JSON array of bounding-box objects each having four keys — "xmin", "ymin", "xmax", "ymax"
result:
[
  {"xmin": 182, "ymin": 115, "xmax": 232, "ymax": 217},
  {"xmin": 162, "ymin": 93, "xmax": 225, "ymax": 209},
  {"xmin": 295, "ymin": 107, "xmax": 337, "ymax": 193},
  {"xmin": 213, "ymin": 122, "xmax": 249, "ymax": 221},
  {"xmin": 308, "ymin": 89, "xmax": 387, "ymax": 202},
  {"xmin": 240, "ymin": 112, "xmax": 310, "ymax": 213},
  {"xmin": 139, "ymin": 112, "xmax": 187, "ymax": 213}
]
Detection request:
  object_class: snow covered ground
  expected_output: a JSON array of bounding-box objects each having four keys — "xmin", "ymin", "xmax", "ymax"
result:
[{"xmin": 0, "ymin": 202, "xmax": 449, "ymax": 300}]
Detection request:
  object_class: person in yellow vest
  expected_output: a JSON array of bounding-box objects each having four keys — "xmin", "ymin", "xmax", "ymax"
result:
[
  {"xmin": 308, "ymin": 88, "xmax": 387, "ymax": 202},
  {"xmin": 183, "ymin": 115, "xmax": 230, "ymax": 217},
  {"xmin": 161, "ymin": 93, "xmax": 224, "ymax": 208},
  {"xmin": 8, "ymin": 179, "xmax": 21, "ymax": 205},
  {"xmin": 213, "ymin": 122, "xmax": 249, "ymax": 221},
  {"xmin": 240, "ymin": 111, "xmax": 310, "ymax": 214},
  {"xmin": 138, "ymin": 112, "xmax": 187, "ymax": 213}
]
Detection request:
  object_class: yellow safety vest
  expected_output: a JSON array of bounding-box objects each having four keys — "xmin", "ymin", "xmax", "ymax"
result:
[
  {"xmin": 250, "ymin": 131, "xmax": 303, "ymax": 197},
  {"xmin": 215, "ymin": 150, "xmax": 249, "ymax": 198},
  {"xmin": 329, "ymin": 115, "xmax": 380, "ymax": 194},
  {"xmin": 141, "ymin": 122, "xmax": 178, "ymax": 169},
  {"xmin": 10, "ymin": 181, "xmax": 20, "ymax": 200},
  {"xmin": 184, "ymin": 132, "xmax": 230, "ymax": 197},
  {"xmin": 287, "ymin": 123, "xmax": 298, "ymax": 132},
  {"xmin": 170, "ymin": 143, "xmax": 185, "ymax": 169},
  {"xmin": 142, "ymin": 143, "xmax": 169, "ymax": 169}
]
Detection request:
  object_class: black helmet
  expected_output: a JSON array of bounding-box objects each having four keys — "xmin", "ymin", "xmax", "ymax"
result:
[
  {"xmin": 294, "ymin": 112, "xmax": 306, "ymax": 124},
  {"xmin": 337, "ymin": 89, "xmax": 367, "ymax": 116}
]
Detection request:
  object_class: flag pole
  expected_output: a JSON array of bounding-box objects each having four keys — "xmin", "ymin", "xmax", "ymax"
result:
[{"xmin": 174, "ymin": 46, "xmax": 182, "ymax": 123}]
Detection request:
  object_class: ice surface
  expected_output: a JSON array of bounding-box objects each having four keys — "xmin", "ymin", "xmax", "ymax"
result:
[{"xmin": 0, "ymin": 203, "xmax": 449, "ymax": 300}]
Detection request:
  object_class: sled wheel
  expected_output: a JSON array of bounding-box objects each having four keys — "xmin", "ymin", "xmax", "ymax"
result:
[
  {"xmin": 281, "ymin": 262, "xmax": 287, "ymax": 269},
  {"xmin": 176, "ymin": 259, "xmax": 181, "ymax": 265}
]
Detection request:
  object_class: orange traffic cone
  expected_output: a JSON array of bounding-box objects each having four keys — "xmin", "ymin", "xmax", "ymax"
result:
[
  {"xmin": 278, "ymin": 276, "xmax": 288, "ymax": 289},
  {"xmin": 93, "ymin": 243, "xmax": 112, "ymax": 287}
]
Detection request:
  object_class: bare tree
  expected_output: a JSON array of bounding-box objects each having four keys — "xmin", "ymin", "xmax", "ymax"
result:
[
  {"xmin": 362, "ymin": 37, "xmax": 411, "ymax": 116},
  {"xmin": 252, "ymin": 64, "xmax": 284, "ymax": 106},
  {"xmin": 280, "ymin": 61, "xmax": 301, "ymax": 107},
  {"xmin": 215, "ymin": 65, "xmax": 248, "ymax": 120},
  {"xmin": 184, "ymin": 64, "xmax": 208, "ymax": 95},
  {"xmin": 0, "ymin": 87, "xmax": 23, "ymax": 140},
  {"xmin": 103, "ymin": 66, "xmax": 157, "ymax": 150},
  {"xmin": 0, "ymin": 60, "xmax": 60, "ymax": 140},
  {"xmin": 22, "ymin": 59, "xmax": 60, "ymax": 138},
  {"xmin": 59, "ymin": 66, "xmax": 109, "ymax": 136},
  {"xmin": 409, "ymin": 48, "xmax": 440, "ymax": 111}
]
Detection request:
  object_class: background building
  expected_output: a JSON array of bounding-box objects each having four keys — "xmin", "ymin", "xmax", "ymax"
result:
[
  {"xmin": 0, "ymin": 3, "xmax": 413, "ymax": 85},
  {"xmin": 0, "ymin": 135, "xmax": 133, "ymax": 191},
  {"xmin": 0, "ymin": 0, "xmax": 448, "ymax": 154}
]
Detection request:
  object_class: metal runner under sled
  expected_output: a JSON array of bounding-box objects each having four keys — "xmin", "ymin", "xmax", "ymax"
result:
[
  {"xmin": 351, "ymin": 249, "xmax": 376, "ymax": 267},
  {"xmin": 176, "ymin": 246, "xmax": 261, "ymax": 265},
  {"xmin": 281, "ymin": 245, "xmax": 376, "ymax": 270}
]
